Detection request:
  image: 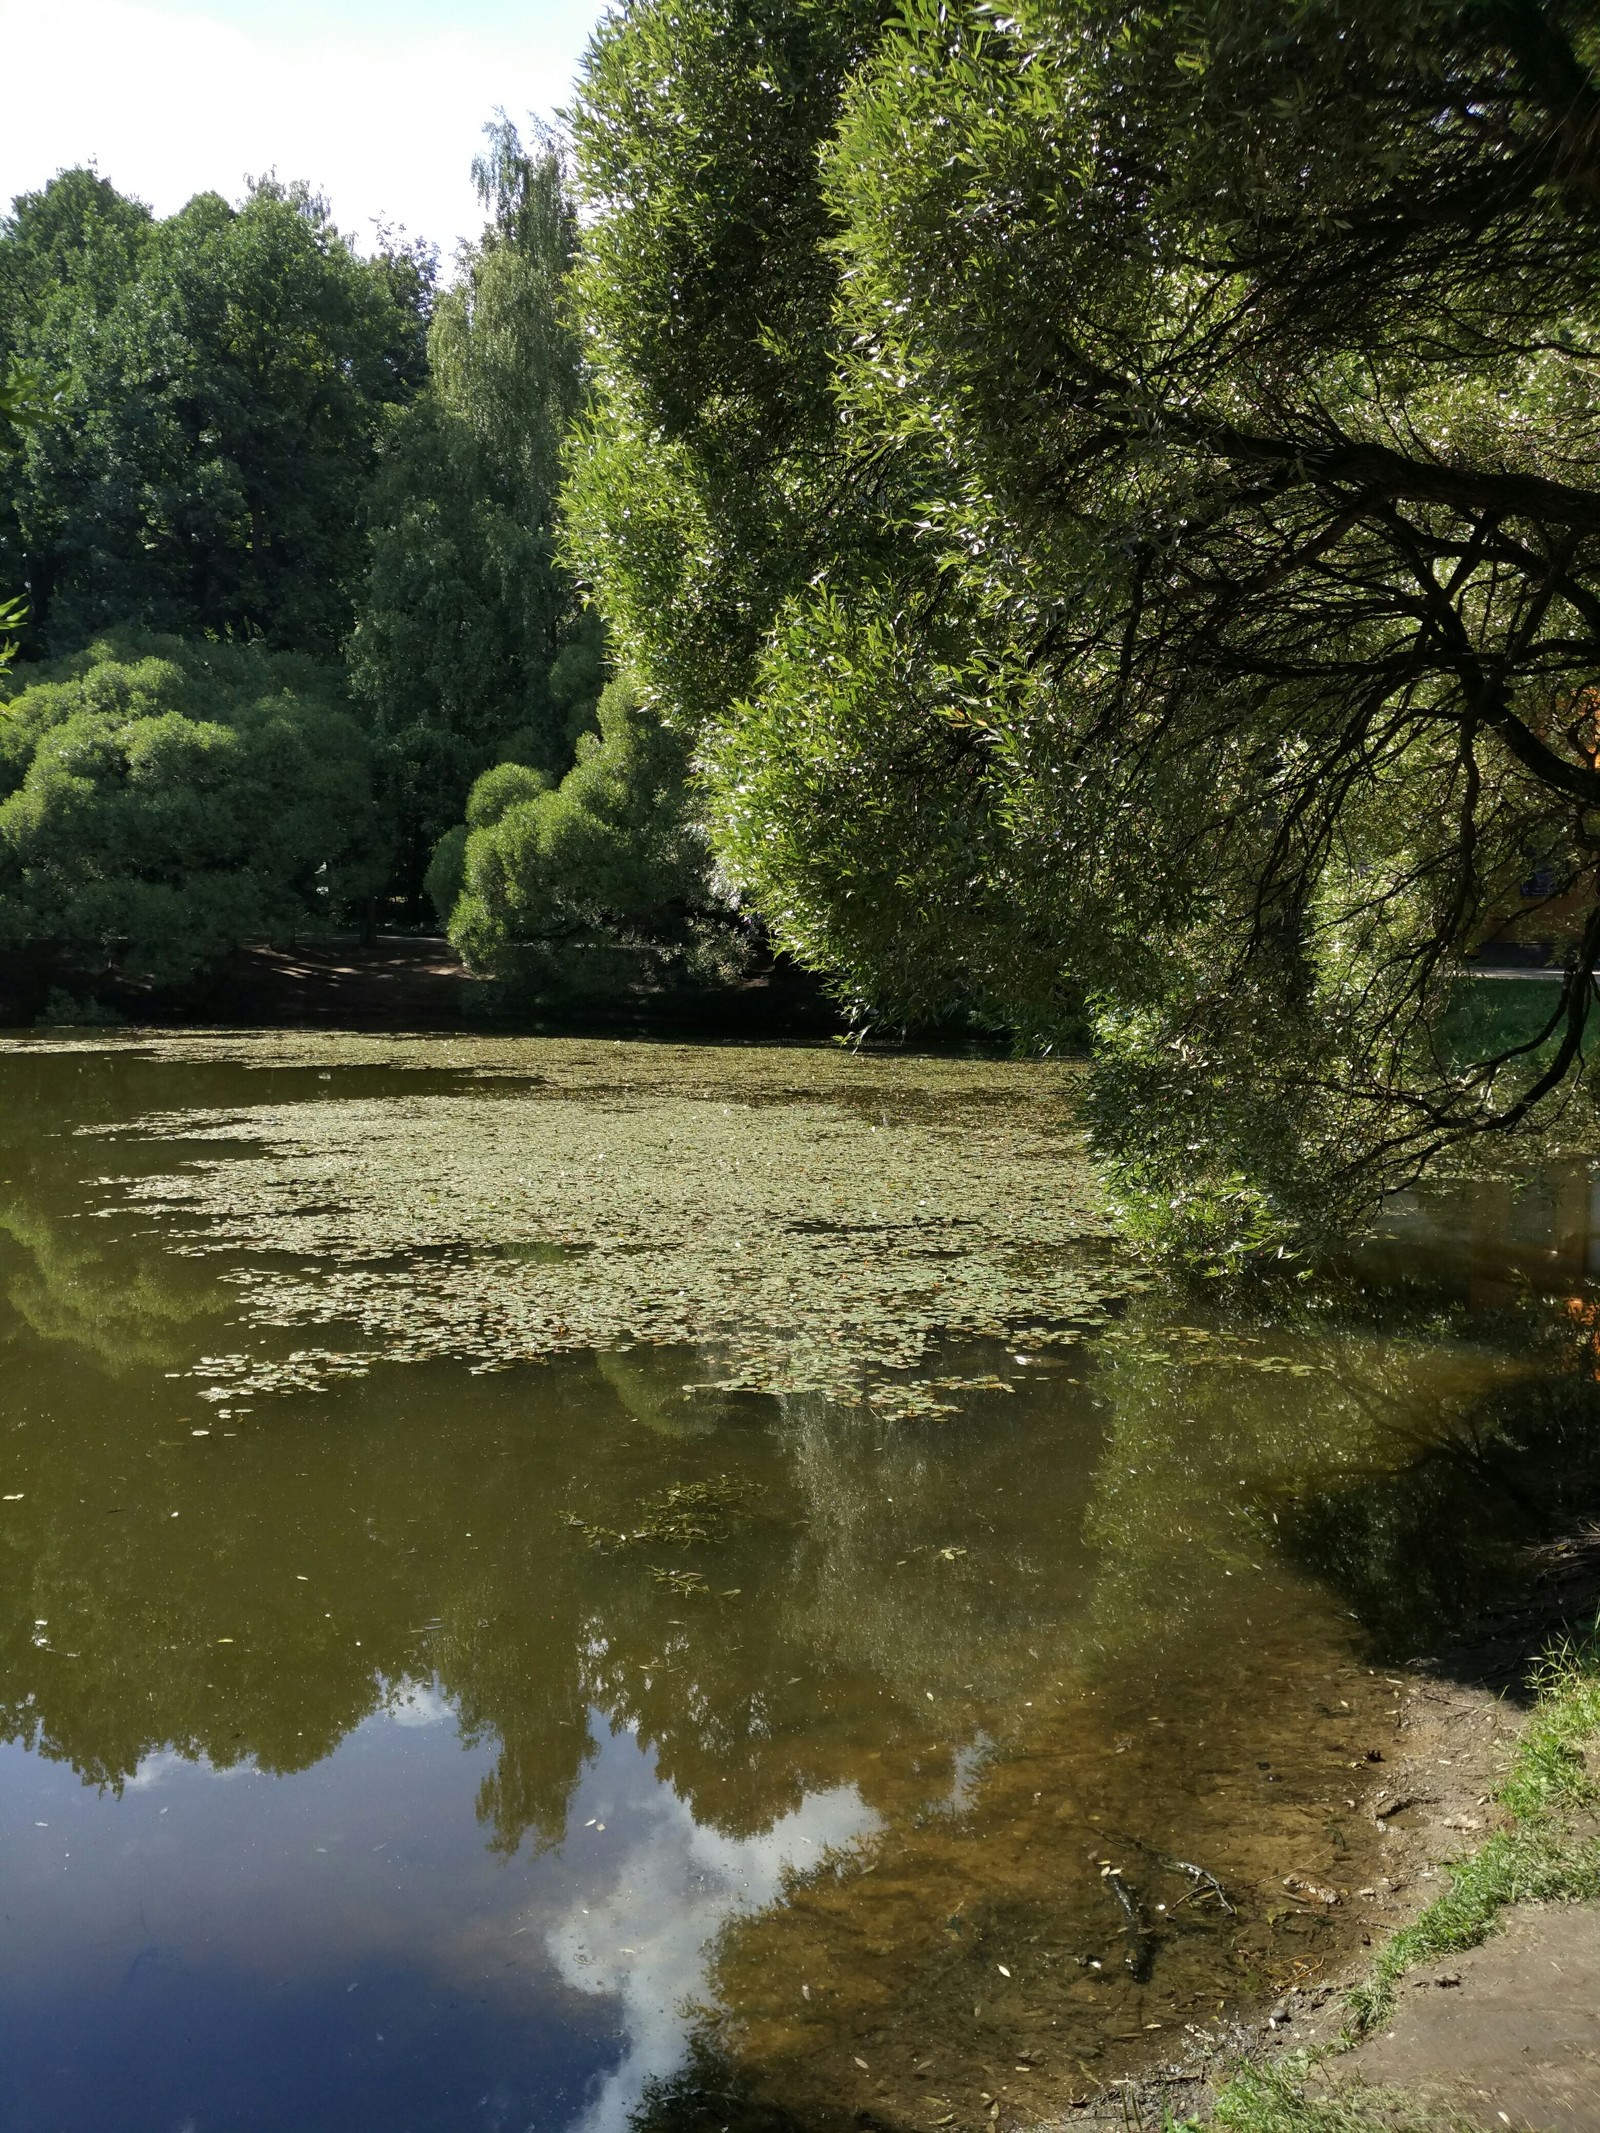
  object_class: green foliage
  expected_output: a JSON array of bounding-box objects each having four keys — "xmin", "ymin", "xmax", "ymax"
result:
[
  {"xmin": 0, "ymin": 633, "xmax": 385, "ymax": 985},
  {"xmin": 1199, "ymin": 2056, "xmax": 1446, "ymax": 2133},
  {"xmin": 448, "ymin": 676, "xmax": 711, "ymax": 971},
  {"xmin": 423, "ymin": 763, "xmax": 551, "ymax": 927},
  {"xmin": 0, "ymin": 169, "xmax": 428, "ymax": 657},
  {"xmin": 565, "ymin": 0, "xmax": 887, "ymax": 729},
  {"xmin": 704, "ymin": 587, "xmax": 1066, "ymax": 1035},
  {"xmin": 35, "ymin": 987, "xmax": 123, "ymax": 1027},
  {"xmin": 572, "ymin": 0, "xmax": 1600, "ymax": 1248},
  {"xmin": 466, "ymin": 759, "xmax": 553, "ymax": 830},
  {"xmin": 0, "ymin": 356, "xmax": 60, "ymax": 678},
  {"xmin": 0, "ymin": 358, "xmax": 55, "ymax": 445},
  {"xmin": 351, "ymin": 121, "xmax": 600, "ymax": 907},
  {"xmin": 422, "ymin": 824, "xmax": 469, "ymax": 930}
]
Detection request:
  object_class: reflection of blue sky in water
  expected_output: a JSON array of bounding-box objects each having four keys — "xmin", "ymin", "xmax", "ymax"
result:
[
  {"xmin": 0, "ymin": 1681, "xmax": 877, "ymax": 2133},
  {"xmin": 548, "ymin": 1719, "xmax": 877, "ymax": 2133}
]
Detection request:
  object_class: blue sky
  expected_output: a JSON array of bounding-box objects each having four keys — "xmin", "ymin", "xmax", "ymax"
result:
[{"xmin": 0, "ymin": 0, "xmax": 606, "ymax": 257}]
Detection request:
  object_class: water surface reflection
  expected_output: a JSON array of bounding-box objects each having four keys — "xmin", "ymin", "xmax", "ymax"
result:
[{"xmin": 1, "ymin": 1042, "xmax": 1598, "ymax": 2131}]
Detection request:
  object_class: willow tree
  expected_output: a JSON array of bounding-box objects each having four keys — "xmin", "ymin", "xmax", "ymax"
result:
[{"xmin": 573, "ymin": 0, "xmax": 1600, "ymax": 1254}]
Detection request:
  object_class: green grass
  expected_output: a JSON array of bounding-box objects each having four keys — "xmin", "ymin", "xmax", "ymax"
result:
[
  {"xmin": 1185, "ymin": 1629, "xmax": 1600, "ymax": 2132},
  {"xmin": 1199, "ymin": 2056, "xmax": 1454, "ymax": 2133}
]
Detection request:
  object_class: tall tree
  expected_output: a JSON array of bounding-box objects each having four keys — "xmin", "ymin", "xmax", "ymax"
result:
[
  {"xmin": 351, "ymin": 119, "xmax": 602, "ymax": 912},
  {"xmin": 0, "ymin": 171, "xmax": 429, "ymax": 657},
  {"xmin": 563, "ymin": 0, "xmax": 886, "ymax": 730},
  {"xmin": 574, "ymin": 0, "xmax": 1600, "ymax": 1256},
  {"xmin": 440, "ymin": 675, "xmax": 715, "ymax": 979}
]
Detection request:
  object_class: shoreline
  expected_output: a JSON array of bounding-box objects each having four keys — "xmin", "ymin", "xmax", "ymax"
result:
[{"xmin": 1075, "ymin": 1572, "xmax": 1600, "ymax": 2132}]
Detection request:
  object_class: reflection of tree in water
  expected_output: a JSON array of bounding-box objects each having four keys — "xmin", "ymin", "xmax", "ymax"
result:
[
  {"xmin": 0, "ymin": 1195, "xmax": 219, "ymax": 1374},
  {"xmin": 7, "ymin": 1254, "xmax": 1597, "ymax": 1835},
  {"xmin": 1071, "ymin": 1300, "xmax": 1559, "ymax": 1669},
  {"xmin": 631, "ymin": 2042, "xmax": 808, "ymax": 2133},
  {"xmin": 10, "ymin": 1134, "xmax": 1600, "ymax": 2133},
  {"xmin": 0, "ymin": 1056, "xmax": 226, "ymax": 1375},
  {"xmin": 0, "ymin": 1318, "xmax": 1112, "ymax": 1852},
  {"xmin": 623, "ymin": 1295, "xmax": 1600, "ymax": 2132},
  {"xmin": 1072, "ymin": 1275, "xmax": 1600, "ymax": 1673},
  {"xmin": 1275, "ymin": 1366, "xmax": 1600, "ymax": 1664}
]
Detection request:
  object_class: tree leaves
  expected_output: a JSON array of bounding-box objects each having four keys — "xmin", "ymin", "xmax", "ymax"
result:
[{"xmin": 571, "ymin": 0, "xmax": 1600, "ymax": 1251}]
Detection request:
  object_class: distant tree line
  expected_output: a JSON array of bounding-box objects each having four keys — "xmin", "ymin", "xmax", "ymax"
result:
[{"xmin": 0, "ymin": 129, "xmax": 714, "ymax": 998}]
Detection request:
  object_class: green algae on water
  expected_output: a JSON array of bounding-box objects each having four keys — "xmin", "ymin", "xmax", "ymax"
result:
[
  {"xmin": 28, "ymin": 1033, "xmax": 1129, "ymax": 1412},
  {"xmin": 562, "ymin": 1474, "xmax": 757, "ymax": 1552}
]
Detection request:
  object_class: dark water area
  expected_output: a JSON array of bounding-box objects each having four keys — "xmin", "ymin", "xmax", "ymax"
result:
[{"xmin": 2, "ymin": 1038, "xmax": 1599, "ymax": 2133}]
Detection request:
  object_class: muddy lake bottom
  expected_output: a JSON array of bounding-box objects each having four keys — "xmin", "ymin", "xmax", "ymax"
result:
[{"xmin": 2, "ymin": 1031, "xmax": 1598, "ymax": 2133}]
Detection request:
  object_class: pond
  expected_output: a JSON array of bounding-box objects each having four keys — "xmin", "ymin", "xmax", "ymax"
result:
[{"xmin": 2, "ymin": 1032, "xmax": 1599, "ymax": 2133}]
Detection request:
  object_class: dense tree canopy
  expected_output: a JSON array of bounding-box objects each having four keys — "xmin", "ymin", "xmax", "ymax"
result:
[
  {"xmin": 564, "ymin": 0, "xmax": 885, "ymax": 728},
  {"xmin": 0, "ymin": 354, "xmax": 54, "ymax": 674},
  {"xmin": 351, "ymin": 122, "xmax": 603, "ymax": 909},
  {"xmin": 570, "ymin": 0, "xmax": 1600, "ymax": 1253},
  {"xmin": 0, "ymin": 169, "xmax": 430, "ymax": 658},
  {"xmin": 0, "ymin": 635, "xmax": 384, "ymax": 986},
  {"xmin": 13, "ymin": 1, "xmax": 1600, "ymax": 1215}
]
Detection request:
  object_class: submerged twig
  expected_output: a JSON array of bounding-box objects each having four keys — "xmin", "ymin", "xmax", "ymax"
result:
[{"xmin": 1101, "ymin": 1867, "xmax": 1157, "ymax": 1981}]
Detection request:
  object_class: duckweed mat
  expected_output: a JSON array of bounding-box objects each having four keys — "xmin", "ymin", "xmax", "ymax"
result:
[{"xmin": 7, "ymin": 1032, "xmax": 1128, "ymax": 1409}]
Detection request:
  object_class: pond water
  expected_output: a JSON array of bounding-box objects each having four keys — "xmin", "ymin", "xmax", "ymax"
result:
[{"xmin": 3, "ymin": 1033, "xmax": 1600, "ymax": 2133}]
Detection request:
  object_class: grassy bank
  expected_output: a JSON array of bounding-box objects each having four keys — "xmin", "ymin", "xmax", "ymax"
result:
[{"xmin": 1192, "ymin": 1629, "xmax": 1600, "ymax": 2132}]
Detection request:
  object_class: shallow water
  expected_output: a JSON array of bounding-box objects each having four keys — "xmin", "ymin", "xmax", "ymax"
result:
[{"xmin": 2, "ymin": 1035, "xmax": 1599, "ymax": 2133}]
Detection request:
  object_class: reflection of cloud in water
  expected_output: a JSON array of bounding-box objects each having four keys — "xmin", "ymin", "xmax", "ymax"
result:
[
  {"xmin": 946, "ymin": 1733, "xmax": 992, "ymax": 1815},
  {"xmin": 124, "ymin": 1747, "xmax": 254, "ymax": 1790},
  {"xmin": 547, "ymin": 1720, "xmax": 878, "ymax": 2133},
  {"xmin": 385, "ymin": 1679, "xmax": 453, "ymax": 1728}
]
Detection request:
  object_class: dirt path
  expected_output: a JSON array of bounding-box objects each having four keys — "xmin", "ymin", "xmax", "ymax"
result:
[
  {"xmin": 10, "ymin": 934, "xmax": 845, "ymax": 1035},
  {"xmin": 205, "ymin": 935, "xmax": 474, "ymax": 1026},
  {"xmin": 1328, "ymin": 1901, "xmax": 1600, "ymax": 2130}
]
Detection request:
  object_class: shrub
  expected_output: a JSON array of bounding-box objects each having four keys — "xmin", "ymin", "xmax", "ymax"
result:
[{"xmin": 0, "ymin": 632, "xmax": 386, "ymax": 985}]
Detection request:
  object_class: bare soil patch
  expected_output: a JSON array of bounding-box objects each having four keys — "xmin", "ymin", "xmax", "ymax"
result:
[{"xmin": 1330, "ymin": 1898, "xmax": 1600, "ymax": 2130}]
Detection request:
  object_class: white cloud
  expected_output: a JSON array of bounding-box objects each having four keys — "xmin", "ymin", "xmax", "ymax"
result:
[
  {"xmin": 124, "ymin": 1745, "xmax": 256, "ymax": 1788},
  {"xmin": 385, "ymin": 1679, "xmax": 453, "ymax": 1728},
  {"xmin": 0, "ymin": 0, "xmax": 601, "ymax": 257},
  {"xmin": 547, "ymin": 1772, "xmax": 879, "ymax": 2133}
]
